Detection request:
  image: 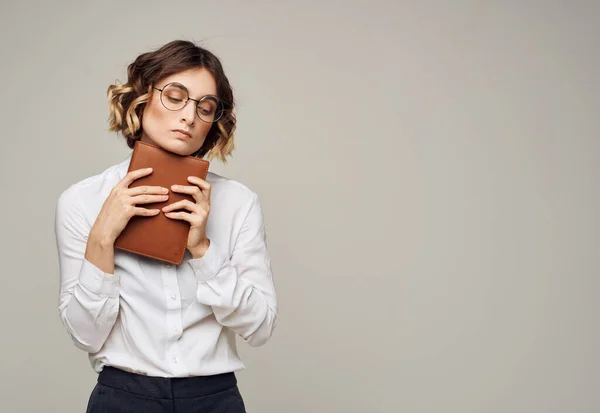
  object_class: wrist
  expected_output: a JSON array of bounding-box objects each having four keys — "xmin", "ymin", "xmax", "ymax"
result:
[
  {"xmin": 190, "ymin": 238, "xmax": 210, "ymax": 259},
  {"xmin": 89, "ymin": 226, "xmax": 116, "ymax": 248}
]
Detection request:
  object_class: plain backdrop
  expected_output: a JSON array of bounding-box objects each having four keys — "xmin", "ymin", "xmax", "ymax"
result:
[{"xmin": 0, "ymin": 1, "xmax": 598, "ymax": 412}]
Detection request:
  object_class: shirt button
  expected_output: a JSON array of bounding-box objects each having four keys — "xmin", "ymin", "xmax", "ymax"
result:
[
  {"xmin": 173, "ymin": 357, "xmax": 178, "ymax": 363},
  {"xmin": 173, "ymin": 326, "xmax": 178, "ymax": 332},
  {"xmin": 171, "ymin": 295, "xmax": 177, "ymax": 301},
  {"xmin": 165, "ymin": 264, "xmax": 171, "ymax": 268}
]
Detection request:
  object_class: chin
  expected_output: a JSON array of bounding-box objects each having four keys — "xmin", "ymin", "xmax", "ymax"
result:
[{"xmin": 143, "ymin": 136, "xmax": 202, "ymax": 156}]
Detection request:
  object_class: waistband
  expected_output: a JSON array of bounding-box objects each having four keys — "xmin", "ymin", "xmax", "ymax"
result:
[{"xmin": 98, "ymin": 366, "xmax": 237, "ymax": 399}]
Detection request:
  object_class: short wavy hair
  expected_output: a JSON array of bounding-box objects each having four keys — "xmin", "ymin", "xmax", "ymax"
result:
[{"xmin": 107, "ymin": 40, "xmax": 236, "ymax": 162}]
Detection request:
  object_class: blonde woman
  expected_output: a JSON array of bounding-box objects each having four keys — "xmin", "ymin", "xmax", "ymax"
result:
[{"xmin": 54, "ymin": 40, "xmax": 278, "ymax": 413}]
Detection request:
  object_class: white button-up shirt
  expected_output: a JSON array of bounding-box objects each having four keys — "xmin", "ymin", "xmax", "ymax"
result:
[{"xmin": 54, "ymin": 154, "xmax": 278, "ymax": 377}]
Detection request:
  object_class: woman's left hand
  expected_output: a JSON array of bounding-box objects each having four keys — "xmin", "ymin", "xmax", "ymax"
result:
[{"xmin": 162, "ymin": 176, "xmax": 211, "ymax": 258}]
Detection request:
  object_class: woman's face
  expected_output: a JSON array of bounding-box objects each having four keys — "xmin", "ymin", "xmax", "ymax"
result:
[{"xmin": 140, "ymin": 68, "xmax": 217, "ymax": 156}]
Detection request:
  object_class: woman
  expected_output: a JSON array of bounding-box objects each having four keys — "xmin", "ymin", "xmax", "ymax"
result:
[{"xmin": 54, "ymin": 39, "xmax": 278, "ymax": 413}]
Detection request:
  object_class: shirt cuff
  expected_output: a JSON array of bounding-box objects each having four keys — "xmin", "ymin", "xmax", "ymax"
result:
[
  {"xmin": 78, "ymin": 259, "xmax": 120, "ymax": 297},
  {"xmin": 188, "ymin": 240, "xmax": 227, "ymax": 283}
]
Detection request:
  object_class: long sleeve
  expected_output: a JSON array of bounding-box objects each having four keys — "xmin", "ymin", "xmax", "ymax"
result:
[
  {"xmin": 54, "ymin": 190, "xmax": 120, "ymax": 354},
  {"xmin": 188, "ymin": 193, "xmax": 278, "ymax": 347}
]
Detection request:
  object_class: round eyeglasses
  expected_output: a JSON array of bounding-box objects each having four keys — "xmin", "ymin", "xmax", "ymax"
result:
[{"xmin": 152, "ymin": 82, "xmax": 224, "ymax": 123}]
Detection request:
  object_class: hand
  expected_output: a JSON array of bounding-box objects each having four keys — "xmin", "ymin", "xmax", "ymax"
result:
[
  {"xmin": 162, "ymin": 176, "xmax": 211, "ymax": 258},
  {"xmin": 90, "ymin": 168, "xmax": 169, "ymax": 245}
]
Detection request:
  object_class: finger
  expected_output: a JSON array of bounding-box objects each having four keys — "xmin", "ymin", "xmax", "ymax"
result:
[
  {"xmin": 130, "ymin": 194, "xmax": 169, "ymax": 205},
  {"xmin": 170, "ymin": 184, "xmax": 205, "ymax": 203},
  {"xmin": 161, "ymin": 199, "xmax": 200, "ymax": 213},
  {"xmin": 187, "ymin": 176, "xmax": 211, "ymax": 191},
  {"xmin": 132, "ymin": 207, "xmax": 161, "ymax": 217},
  {"xmin": 127, "ymin": 185, "xmax": 169, "ymax": 196},
  {"xmin": 119, "ymin": 167, "xmax": 154, "ymax": 188},
  {"xmin": 163, "ymin": 211, "xmax": 204, "ymax": 227},
  {"xmin": 163, "ymin": 211, "xmax": 193, "ymax": 223}
]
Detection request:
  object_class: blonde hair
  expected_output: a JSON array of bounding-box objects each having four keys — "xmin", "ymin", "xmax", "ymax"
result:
[{"xmin": 107, "ymin": 40, "xmax": 236, "ymax": 162}]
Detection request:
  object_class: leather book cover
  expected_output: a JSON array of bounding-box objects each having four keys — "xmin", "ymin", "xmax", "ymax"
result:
[{"xmin": 114, "ymin": 141, "xmax": 210, "ymax": 264}]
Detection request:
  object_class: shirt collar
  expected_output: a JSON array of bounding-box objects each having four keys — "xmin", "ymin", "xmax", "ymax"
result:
[{"xmin": 116, "ymin": 152, "xmax": 133, "ymax": 181}]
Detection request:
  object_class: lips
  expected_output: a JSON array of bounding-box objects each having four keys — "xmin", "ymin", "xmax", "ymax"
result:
[{"xmin": 173, "ymin": 129, "xmax": 192, "ymax": 138}]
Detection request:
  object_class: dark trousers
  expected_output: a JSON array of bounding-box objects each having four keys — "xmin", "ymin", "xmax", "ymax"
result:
[{"xmin": 85, "ymin": 366, "xmax": 246, "ymax": 413}]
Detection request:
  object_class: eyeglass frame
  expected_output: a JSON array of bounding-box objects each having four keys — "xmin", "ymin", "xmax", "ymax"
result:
[{"xmin": 152, "ymin": 82, "xmax": 225, "ymax": 123}]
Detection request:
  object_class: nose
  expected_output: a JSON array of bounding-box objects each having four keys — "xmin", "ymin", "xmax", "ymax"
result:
[{"xmin": 180, "ymin": 99, "xmax": 196, "ymax": 125}]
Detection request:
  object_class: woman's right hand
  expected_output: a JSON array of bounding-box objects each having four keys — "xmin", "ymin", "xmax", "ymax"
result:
[{"xmin": 90, "ymin": 167, "xmax": 169, "ymax": 245}]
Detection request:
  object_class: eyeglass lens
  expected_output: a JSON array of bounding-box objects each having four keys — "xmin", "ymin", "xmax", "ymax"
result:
[{"xmin": 159, "ymin": 83, "xmax": 222, "ymax": 122}]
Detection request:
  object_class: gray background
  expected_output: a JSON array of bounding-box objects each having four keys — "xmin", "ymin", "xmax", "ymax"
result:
[{"xmin": 1, "ymin": 1, "xmax": 599, "ymax": 412}]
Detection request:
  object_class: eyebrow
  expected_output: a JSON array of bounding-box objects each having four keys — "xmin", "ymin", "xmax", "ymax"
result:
[{"xmin": 161, "ymin": 82, "xmax": 218, "ymax": 99}]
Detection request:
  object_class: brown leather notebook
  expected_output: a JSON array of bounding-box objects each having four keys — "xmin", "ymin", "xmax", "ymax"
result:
[{"xmin": 114, "ymin": 141, "xmax": 210, "ymax": 264}]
